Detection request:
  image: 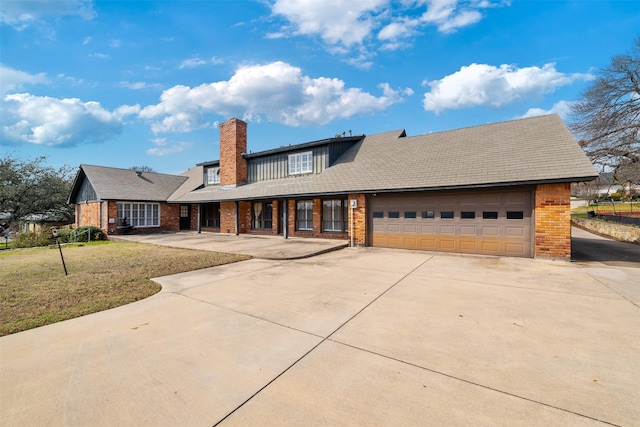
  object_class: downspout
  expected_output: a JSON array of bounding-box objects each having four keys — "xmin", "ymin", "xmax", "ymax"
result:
[{"xmin": 234, "ymin": 201, "xmax": 239, "ymax": 235}]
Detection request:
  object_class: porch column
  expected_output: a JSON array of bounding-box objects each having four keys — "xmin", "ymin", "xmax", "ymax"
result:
[
  {"xmin": 197, "ymin": 204, "xmax": 201, "ymax": 233},
  {"xmin": 234, "ymin": 201, "xmax": 239, "ymax": 235},
  {"xmin": 283, "ymin": 199, "xmax": 288, "ymax": 239}
]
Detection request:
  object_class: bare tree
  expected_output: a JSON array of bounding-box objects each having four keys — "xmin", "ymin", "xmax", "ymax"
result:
[{"xmin": 570, "ymin": 37, "xmax": 640, "ymax": 187}]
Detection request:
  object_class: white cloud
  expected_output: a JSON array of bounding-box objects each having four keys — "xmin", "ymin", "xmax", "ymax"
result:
[
  {"xmin": 520, "ymin": 100, "xmax": 574, "ymax": 120},
  {"xmin": 422, "ymin": 63, "xmax": 591, "ymax": 114},
  {"xmin": 146, "ymin": 141, "xmax": 193, "ymax": 156},
  {"xmin": 0, "ymin": 0, "xmax": 95, "ymax": 30},
  {"xmin": 1, "ymin": 93, "xmax": 132, "ymax": 147},
  {"xmin": 140, "ymin": 61, "xmax": 406, "ymax": 133},
  {"xmin": 270, "ymin": 0, "xmax": 505, "ymax": 57},
  {"xmin": 118, "ymin": 81, "xmax": 163, "ymax": 91},
  {"xmin": 270, "ymin": 0, "xmax": 387, "ymax": 47},
  {"xmin": 179, "ymin": 56, "xmax": 224, "ymax": 69},
  {"xmin": 0, "ymin": 65, "xmax": 48, "ymax": 94}
]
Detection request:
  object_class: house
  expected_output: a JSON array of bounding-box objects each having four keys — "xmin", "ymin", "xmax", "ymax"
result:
[{"xmin": 68, "ymin": 114, "xmax": 598, "ymax": 259}]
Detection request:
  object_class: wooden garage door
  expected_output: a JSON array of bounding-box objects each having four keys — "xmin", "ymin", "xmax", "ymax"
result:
[{"xmin": 370, "ymin": 190, "xmax": 533, "ymax": 257}]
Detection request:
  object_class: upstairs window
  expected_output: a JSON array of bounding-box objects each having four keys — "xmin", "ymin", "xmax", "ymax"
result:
[
  {"xmin": 288, "ymin": 151, "xmax": 313, "ymax": 175},
  {"xmin": 207, "ymin": 167, "xmax": 220, "ymax": 185}
]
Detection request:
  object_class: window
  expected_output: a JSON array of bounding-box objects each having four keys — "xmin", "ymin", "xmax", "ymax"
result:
[
  {"xmin": 441, "ymin": 211, "xmax": 454, "ymax": 219},
  {"xmin": 207, "ymin": 167, "xmax": 220, "ymax": 185},
  {"xmin": 296, "ymin": 200, "xmax": 313, "ymax": 231},
  {"xmin": 201, "ymin": 203, "xmax": 220, "ymax": 228},
  {"xmin": 117, "ymin": 202, "xmax": 160, "ymax": 227},
  {"xmin": 483, "ymin": 211, "xmax": 498, "ymax": 219},
  {"xmin": 252, "ymin": 202, "xmax": 273, "ymax": 230},
  {"xmin": 404, "ymin": 212, "xmax": 417, "ymax": 219},
  {"xmin": 322, "ymin": 199, "xmax": 348, "ymax": 232},
  {"xmin": 461, "ymin": 211, "xmax": 476, "ymax": 219},
  {"xmin": 288, "ymin": 151, "xmax": 313, "ymax": 175},
  {"xmin": 372, "ymin": 211, "xmax": 384, "ymax": 218},
  {"xmin": 422, "ymin": 211, "xmax": 435, "ymax": 219},
  {"xmin": 507, "ymin": 211, "xmax": 524, "ymax": 219},
  {"xmin": 388, "ymin": 211, "xmax": 400, "ymax": 219}
]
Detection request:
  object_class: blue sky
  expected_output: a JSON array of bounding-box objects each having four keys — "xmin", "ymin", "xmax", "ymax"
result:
[{"xmin": 1, "ymin": 0, "xmax": 638, "ymax": 175}]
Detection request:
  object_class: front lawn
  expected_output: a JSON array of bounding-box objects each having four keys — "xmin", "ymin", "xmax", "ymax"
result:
[{"xmin": 0, "ymin": 242, "xmax": 250, "ymax": 336}]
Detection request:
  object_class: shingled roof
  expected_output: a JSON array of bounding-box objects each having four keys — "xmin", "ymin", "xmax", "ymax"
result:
[
  {"xmin": 69, "ymin": 165, "xmax": 189, "ymax": 203},
  {"xmin": 172, "ymin": 114, "xmax": 598, "ymax": 203}
]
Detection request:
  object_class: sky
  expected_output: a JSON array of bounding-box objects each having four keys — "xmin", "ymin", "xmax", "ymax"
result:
[{"xmin": 1, "ymin": 0, "xmax": 639, "ymax": 175}]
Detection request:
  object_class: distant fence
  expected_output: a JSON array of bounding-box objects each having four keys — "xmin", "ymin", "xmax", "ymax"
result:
[{"xmin": 587, "ymin": 212, "xmax": 640, "ymax": 227}]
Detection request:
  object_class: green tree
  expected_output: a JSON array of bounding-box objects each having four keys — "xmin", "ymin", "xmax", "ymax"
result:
[
  {"xmin": 0, "ymin": 155, "xmax": 75, "ymax": 231},
  {"xmin": 570, "ymin": 36, "xmax": 640, "ymax": 186}
]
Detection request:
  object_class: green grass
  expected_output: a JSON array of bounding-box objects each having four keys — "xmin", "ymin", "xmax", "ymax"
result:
[
  {"xmin": 571, "ymin": 202, "xmax": 639, "ymax": 213},
  {"xmin": 0, "ymin": 241, "xmax": 250, "ymax": 336}
]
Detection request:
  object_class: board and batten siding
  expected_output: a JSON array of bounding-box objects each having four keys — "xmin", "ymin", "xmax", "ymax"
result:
[
  {"xmin": 246, "ymin": 140, "xmax": 356, "ymax": 183},
  {"xmin": 74, "ymin": 177, "xmax": 98, "ymax": 203}
]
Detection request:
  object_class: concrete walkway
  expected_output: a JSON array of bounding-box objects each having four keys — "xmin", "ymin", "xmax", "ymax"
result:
[
  {"xmin": 1, "ymin": 234, "xmax": 639, "ymax": 426},
  {"xmin": 113, "ymin": 231, "xmax": 348, "ymax": 259}
]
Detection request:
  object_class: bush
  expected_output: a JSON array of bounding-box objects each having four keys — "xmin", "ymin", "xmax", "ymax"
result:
[
  {"xmin": 610, "ymin": 192, "xmax": 623, "ymax": 201},
  {"xmin": 12, "ymin": 229, "xmax": 54, "ymax": 248},
  {"xmin": 59, "ymin": 226, "xmax": 106, "ymax": 243}
]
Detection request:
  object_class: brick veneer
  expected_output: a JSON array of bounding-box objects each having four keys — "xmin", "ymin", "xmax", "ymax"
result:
[
  {"xmin": 75, "ymin": 201, "xmax": 181, "ymax": 235},
  {"xmin": 348, "ymin": 194, "xmax": 367, "ymax": 246},
  {"xmin": 76, "ymin": 201, "xmax": 102, "ymax": 229},
  {"xmin": 219, "ymin": 118, "xmax": 247, "ymax": 186},
  {"xmin": 534, "ymin": 183, "xmax": 571, "ymax": 259}
]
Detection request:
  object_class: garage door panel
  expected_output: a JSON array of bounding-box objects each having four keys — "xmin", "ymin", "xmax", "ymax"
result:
[
  {"xmin": 505, "ymin": 226, "xmax": 526, "ymax": 237},
  {"xmin": 460, "ymin": 226, "xmax": 476, "ymax": 235},
  {"xmin": 403, "ymin": 224, "xmax": 418, "ymax": 233},
  {"xmin": 460, "ymin": 240, "xmax": 477, "ymax": 251},
  {"xmin": 421, "ymin": 225, "xmax": 436, "ymax": 233},
  {"xmin": 370, "ymin": 190, "xmax": 532, "ymax": 257},
  {"xmin": 482, "ymin": 226, "xmax": 499, "ymax": 236},
  {"xmin": 440, "ymin": 225, "xmax": 455, "ymax": 234}
]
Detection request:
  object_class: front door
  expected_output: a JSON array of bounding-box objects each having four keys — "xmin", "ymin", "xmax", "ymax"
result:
[{"xmin": 179, "ymin": 205, "xmax": 191, "ymax": 230}]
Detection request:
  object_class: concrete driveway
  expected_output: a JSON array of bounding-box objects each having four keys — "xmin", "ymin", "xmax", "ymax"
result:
[{"xmin": 1, "ymin": 238, "xmax": 639, "ymax": 426}]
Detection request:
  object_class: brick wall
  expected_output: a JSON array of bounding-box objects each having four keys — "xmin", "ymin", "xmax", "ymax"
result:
[
  {"xmin": 103, "ymin": 201, "xmax": 180, "ymax": 235},
  {"xmin": 348, "ymin": 194, "xmax": 367, "ymax": 246},
  {"xmin": 219, "ymin": 118, "xmax": 247, "ymax": 186},
  {"xmin": 534, "ymin": 183, "xmax": 571, "ymax": 259},
  {"xmin": 76, "ymin": 202, "xmax": 102, "ymax": 229},
  {"xmin": 220, "ymin": 201, "xmax": 236, "ymax": 233}
]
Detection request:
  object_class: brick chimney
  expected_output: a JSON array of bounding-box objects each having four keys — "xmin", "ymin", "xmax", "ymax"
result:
[{"xmin": 219, "ymin": 118, "xmax": 247, "ymax": 187}]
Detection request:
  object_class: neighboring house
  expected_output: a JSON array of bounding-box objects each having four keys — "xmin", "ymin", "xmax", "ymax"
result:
[
  {"xmin": 68, "ymin": 114, "xmax": 598, "ymax": 259},
  {"xmin": 573, "ymin": 172, "xmax": 639, "ymax": 198},
  {"xmin": 21, "ymin": 212, "xmax": 71, "ymax": 233}
]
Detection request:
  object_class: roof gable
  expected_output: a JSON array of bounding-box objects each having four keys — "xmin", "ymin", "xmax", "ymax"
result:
[{"xmin": 69, "ymin": 165, "xmax": 188, "ymax": 203}]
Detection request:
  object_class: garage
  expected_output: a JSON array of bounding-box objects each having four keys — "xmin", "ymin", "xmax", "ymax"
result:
[{"xmin": 369, "ymin": 189, "xmax": 533, "ymax": 257}]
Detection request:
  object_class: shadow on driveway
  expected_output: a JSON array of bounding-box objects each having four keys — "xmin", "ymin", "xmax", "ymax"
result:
[{"xmin": 571, "ymin": 226, "xmax": 640, "ymax": 268}]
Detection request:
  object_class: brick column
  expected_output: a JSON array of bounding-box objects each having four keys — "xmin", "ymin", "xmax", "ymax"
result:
[
  {"xmin": 534, "ymin": 183, "xmax": 571, "ymax": 259},
  {"xmin": 348, "ymin": 194, "xmax": 367, "ymax": 246}
]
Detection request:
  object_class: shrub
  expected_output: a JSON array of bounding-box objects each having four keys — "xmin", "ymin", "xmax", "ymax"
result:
[
  {"xmin": 12, "ymin": 229, "xmax": 54, "ymax": 248},
  {"xmin": 610, "ymin": 192, "xmax": 622, "ymax": 201},
  {"xmin": 66, "ymin": 226, "xmax": 106, "ymax": 243}
]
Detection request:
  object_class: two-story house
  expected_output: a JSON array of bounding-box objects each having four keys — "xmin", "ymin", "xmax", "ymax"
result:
[{"xmin": 68, "ymin": 115, "xmax": 598, "ymax": 259}]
